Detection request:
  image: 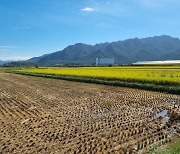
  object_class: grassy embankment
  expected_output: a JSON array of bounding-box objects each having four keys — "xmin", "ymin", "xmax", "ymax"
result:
[
  {"xmin": 148, "ymin": 137, "xmax": 180, "ymax": 154},
  {"xmin": 0, "ymin": 68, "xmax": 6, "ymax": 71},
  {"xmin": 7, "ymin": 66, "xmax": 180, "ymax": 95}
]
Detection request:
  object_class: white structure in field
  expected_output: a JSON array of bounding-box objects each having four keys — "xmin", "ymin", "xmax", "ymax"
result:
[
  {"xmin": 133, "ymin": 60, "xmax": 180, "ymax": 65},
  {"xmin": 96, "ymin": 58, "xmax": 115, "ymax": 65}
]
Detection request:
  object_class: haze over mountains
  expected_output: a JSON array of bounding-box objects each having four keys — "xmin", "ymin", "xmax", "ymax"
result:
[
  {"xmin": 2, "ymin": 35, "xmax": 180, "ymax": 66},
  {"xmin": 0, "ymin": 60, "xmax": 13, "ymax": 65},
  {"xmin": 0, "ymin": 61, "xmax": 5, "ymax": 65}
]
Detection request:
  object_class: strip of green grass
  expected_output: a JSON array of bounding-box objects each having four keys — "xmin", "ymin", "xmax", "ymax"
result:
[
  {"xmin": 7, "ymin": 71, "xmax": 180, "ymax": 95},
  {"xmin": 148, "ymin": 138, "xmax": 180, "ymax": 154}
]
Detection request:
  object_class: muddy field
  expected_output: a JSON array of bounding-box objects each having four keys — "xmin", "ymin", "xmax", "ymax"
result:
[{"xmin": 0, "ymin": 73, "xmax": 179, "ymax": 154}]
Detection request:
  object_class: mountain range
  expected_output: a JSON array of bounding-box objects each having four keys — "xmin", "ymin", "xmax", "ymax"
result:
[
  {"xmin": 0, "ymin": 60, "xmax": 13, "ymax": 65},
  {"xmin": 3, "ymin": 35, "xmax": 180, "ymax": 66}
]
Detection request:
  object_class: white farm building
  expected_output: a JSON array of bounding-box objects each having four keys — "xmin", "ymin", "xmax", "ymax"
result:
[{"xmin": 96, "ymin": 58, "xmax": 115, "ymax": 65}]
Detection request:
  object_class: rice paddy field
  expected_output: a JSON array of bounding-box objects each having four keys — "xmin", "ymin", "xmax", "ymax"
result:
[
  {"xmin": 0, "ymin": 66, "xmax": 179, "ymax": 153},
  {"xmin": 9, "ymin": 66, "xmax": 180, "ymax": 95},
  {"xmin": 17, "ymin": 66, "xmax": 180, "ymax": 84},
  {"xmin": 0, "ymin": 72, "xmax": 179, "ymax": 153},
  {"xmin": 0, "ymin": 68, "xmax": 5, "ymax": 71}
]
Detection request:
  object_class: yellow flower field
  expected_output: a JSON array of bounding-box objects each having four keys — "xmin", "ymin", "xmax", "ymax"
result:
[{"xmin": 19, "ymin": 66, "xmax": 180, "ymax": 84}]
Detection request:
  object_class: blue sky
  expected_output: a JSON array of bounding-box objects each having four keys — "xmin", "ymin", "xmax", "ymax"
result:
[{"xmin": 0, "ymin": 0, "xmax": 180, "ymax": 60}]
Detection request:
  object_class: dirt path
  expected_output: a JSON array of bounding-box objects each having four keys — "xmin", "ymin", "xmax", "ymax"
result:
[{"xmin": 0, "ymin": 73, "xmax": 179, "ymax": 153}]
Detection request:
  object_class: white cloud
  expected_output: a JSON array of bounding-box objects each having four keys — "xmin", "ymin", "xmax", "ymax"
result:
[
  {"xmin": 83, "ymin": 1, "xmax": 131, "ymax": 17},
  {"xmin": 0, "ymin": 56, "xmax": 31, "ymax": 61},
  {"xmin": 0, "ymin": 46, "xmax": 18, "ymax": 49},
  {"xmin": 81, "ymin": 7, "xmax": 95, "ymax": 12},
  {"xmin": 13, "ymin": 27, "xmax": 31, "ymax": 29},
  {"xmin": 0, "ymin": 46, "xmax": 22, "ymax": 51}
]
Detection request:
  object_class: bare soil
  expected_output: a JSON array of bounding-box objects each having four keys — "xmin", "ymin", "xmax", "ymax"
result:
[{"xmin": 0, "ymin": 73, "xmax": 179, "ymax": 154}]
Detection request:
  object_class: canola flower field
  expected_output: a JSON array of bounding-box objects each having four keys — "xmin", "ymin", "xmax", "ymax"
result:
[
  {"xmin": 4, "ymin": 65, "xmax": 180, "ymax": 94},
  {"xmin": 17, "ymin": 66, "xmax": 180, "ymax": 84}
]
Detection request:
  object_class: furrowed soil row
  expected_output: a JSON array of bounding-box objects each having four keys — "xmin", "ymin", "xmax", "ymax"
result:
[
  {"xmin": 0, "ymin": 73, "xmax": 179, "ymax": 154},
  {"xmin": 0, "ymin": 90, "xmax": 42, "ymax": 119}
]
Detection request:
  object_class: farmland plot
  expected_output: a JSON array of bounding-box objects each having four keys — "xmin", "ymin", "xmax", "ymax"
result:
[
  {"xmin": 0, "ymin": 73, "xmax": 179, "ymax": 153},
  {"xmin": 18, "ymin": 66, "xmax": 180, "ymax": 84}
]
